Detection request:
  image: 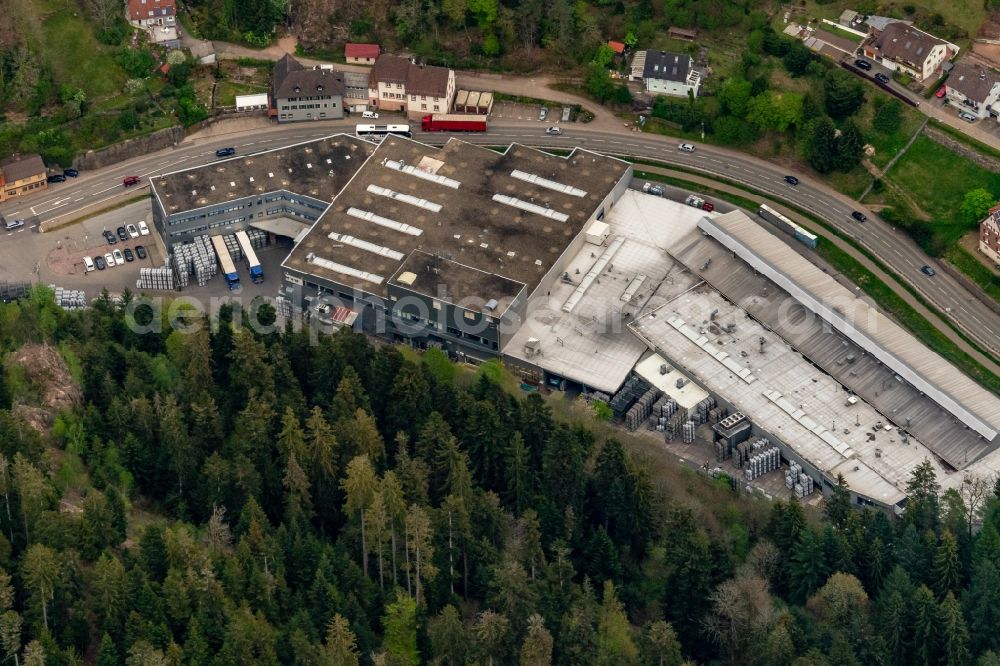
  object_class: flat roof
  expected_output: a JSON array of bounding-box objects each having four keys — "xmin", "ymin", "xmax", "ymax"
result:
[
  {"xmin": 284, "ymin": 137, "xmax": 629, "ymax": 307},
  {"xmin": 630, "ymin": 285, "xmax": 946, "ymax": 506},
  {"xmin": 635, "ymin": 352, "xmax": 708, "ymax": 410},
  {"xmin": 699, "ymin": 211, "xmax": 1000, "ymax": 447},
  {"xmin": 503, "ymin": 190, "xmax": 706, "ymax": 393},
  {"xmin": 391, "ymin": 250, "xmax": 525, "ymax": 314},
  {"xmin": 151, "ymin": 135, "xmax": 374, "ymax": 215}
]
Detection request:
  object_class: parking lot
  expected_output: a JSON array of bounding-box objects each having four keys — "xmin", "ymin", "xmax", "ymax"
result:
[{"xmin": 490, "ymin": 101, "xmax": 567, "ymax": 124}]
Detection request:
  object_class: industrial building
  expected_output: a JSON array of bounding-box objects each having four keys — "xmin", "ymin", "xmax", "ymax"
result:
[{"xmin": 143, "ymin": 135, "xmax": 1000, "ymax": 512}]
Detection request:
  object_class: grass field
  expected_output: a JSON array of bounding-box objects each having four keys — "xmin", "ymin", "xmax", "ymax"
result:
[
  {"xmin": 11, "ymin": 0, "xmax": 126, "ymax": 99},
  {"xmin": 887, "ymin": 135, "xmax": 1000, "ymax": 246},
  {"xmin": 802, "ymin": 0, "xmax": 986, "ymax": 40},
  {"xmin": 216, "ymin": 81, "xmax": 269, "ymax": 108},
  {"xmin": 861, "ymin": 103, "xmax": 926, "ymax": 170}
]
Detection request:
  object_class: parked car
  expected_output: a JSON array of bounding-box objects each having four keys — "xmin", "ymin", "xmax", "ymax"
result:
[
  {"xmin": 959, "ymin": 111, "xmax": 977, "ymax": 123},
  {"xmin": 215, "ymin": 147, "xmax": 236, "ymax": 158},
  {"xmin": 784, "ymin": 175, "xmax": 799, "ymax": 186},
  {"xmin": 539, "ymin": 107, "xmax": 548, "ymax": 121},
  {"xmin": 4, "ymin": 218, "xmax": 24, "ymax": 230},
  {"xmin": 361, "ymin": 110, "xmax": 378, "ymax": 119},
  {"xmin": 94, "ymin": 255, "xmax": 106, "ymax": 270},
  {"xmin": 935, "ymin": 87, "xmax": 947, "ymax": 98},
  {"xmin": 874, "ymin": 73, "xmax": 890, "ymax": 85},
  {"xmin": 112, "ymin": 249, "xmax": 125, "ymax": 266},
  {"xmin": 854, "ymin": 59, "xmax": 872, "ymax": 71},
  {"xmin": 104, "ymin": 253, "xmax": 116, "ymax": 268},
  {"xmin": 63, "ymin": 168, "xmax": 79, "ymax": 178},
  {"xmin": 46, "ymin": 174, "xmax": 65, "ymax": 183},
  {"xmin": 921, "ymin": 265, "xmax": 936, "ymax": 276},
  {"xmin": 546, "ymin": 126, "xmax": 563, "ymax": 135},
  {"xmin": 83, "ymin": 256, "xmax": 95, "ymax": 272},
  {"xmin": 135, "ymin": 245, "xmax": 147, "ymax": 260},
  {"xmin": 851, "ymin": 211, "xmax": 867, "ymax": 222},
  {"xmin": 702, "ymin": 201, "xmax": 715, "ymax": 212},
  {"xmin": 103, "ymin": 230, "xmax": 117, "ymax": 245},
  {"xmin": 138, "ymin": 220, "xmax": 150, "ymax": 235},
  {"xmin": 116, "ymin": 226, "xmax": 128, "ymax": 241},
  {"xmin": 126, "ymin": 223, "xmax": 139, "ymax": 239},
  {"xmin": 123, "ymin": 175, "xmax": 141, "ymax": 187},
  {"xmin": 678, "ymin": 143, "xmax": 696, "ymax": 153},
  {"xmin": 642, "ymin": 182, "xmax": 665, "ymax": 196},
  {"xmin": 123, "ymin": 248, "xmax": 135, "ymax": 262}
]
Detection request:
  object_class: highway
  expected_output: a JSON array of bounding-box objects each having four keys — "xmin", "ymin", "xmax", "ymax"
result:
[{"xmin": 1, "ymin": 117, "xmax": 998, "ymax": 360}]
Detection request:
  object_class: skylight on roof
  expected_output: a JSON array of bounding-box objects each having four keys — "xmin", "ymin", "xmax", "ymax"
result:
[
  {"xmin": 346, "ymin": 207, "xmax": 424, "ymax": 236},
  {"xmin": 492, "ymin": 194, "xmax": 570, "ymax": 222},
  {"xmin": 510, "ymin": 170, "xmax": 587, "ymax": 197},
  {"xmin": 366, "ymin": 184, "xmax": 443, "ymax": 212}
]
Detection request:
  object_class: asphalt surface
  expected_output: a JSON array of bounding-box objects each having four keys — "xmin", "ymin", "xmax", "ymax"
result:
[{"xmin": 1, "ymin": 117, "xmax": 998, "ymax": 360}]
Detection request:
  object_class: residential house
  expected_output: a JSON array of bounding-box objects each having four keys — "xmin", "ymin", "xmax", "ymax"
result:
[
  {"xmin": 368, "ymin": 55, "xmax": 456, "ymax": 119},
  {"xmin": 345, "ymin": 43, "xmax": 380, "ymax": 65},
  {"xmin": 862, "ymin": 22, "xmax": 956, "ymax": 82},
  {"xmin": 981, "ymin": 205, "xmax": 1000, "ymax": 264},
  {"xmin": 945, "ymin": 62, "xmax": 1000, "ymax": 120},
  {"xmin": 0, "ymin": 154, "xmax": 47, "ymax": 202},
  {"xmin": 127, "ymin": 0, "xmax": 179, "ymax": 47},
  {"xmin": 271, "ymin": 54, "xmax": 345, "ymax": 122},
  {"xmin": 607, "ymin": 41, "xmax": 626, "ymax": 56},
  {"xmin": 638, "ymin": 51, "xmax": 700, "ymax": 98},
  {"xmin": 667, "ymin": 27, "xmax": 697, "ymax": 41}
]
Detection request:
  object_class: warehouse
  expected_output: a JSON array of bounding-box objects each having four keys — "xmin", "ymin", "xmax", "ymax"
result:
[
  {"xmin": 149, "ymin": 135, "xmax": 374, "ymax": 247},
  {"xmin": 281, "ymin": 136, "xmax": 631, "ymax": 357}
]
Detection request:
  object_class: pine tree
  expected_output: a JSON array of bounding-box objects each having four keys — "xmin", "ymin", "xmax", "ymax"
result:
[
  {"xmin": 938, "ymin": 592, "xmax": 970, "ymax": 666},
  {"xmin": 404, "ymin": 503, "xmax": 436, "ymax": 604},
  {"xmin": 931, "ymin": 531, "xmax": 960, "ymax": 597},
  {"xmin": 505, "ymin": 432, "xmax": 532, "ymax": 515},
  {"xmin": 911, "ymin": 585, "xmax": 938, "ymax": 666},
  {"xmin": 473, "ymin": 610, "xmax": 510, "ymax": 666},
  {"xmin": 325, "ymin": 613, "xmax": 359, "ymax": 666},
  {"xmin": 790, "ymin": 529, "xmax": 828, "ymax": 602},
  {"xmin": 643, "ymin": 620, "xmax": 682, "ymax": 666},
  {"xmin": 21, "ymin": 544, "xmax": 59, "ymax": 632},
  {"xmin": 905, "ymin": 461, "xmax": 941, "ymax": 533},
  {"xmin": 282, "ymin": 452, "xmax": 314, "ymax": 524},
  {"xmin": 0, "ymin": 611, "xmax": 21, "ymax": 666},
  {"xmin": 382, "ymin": 591, "xmax": 419, "ymax": 666},
  {"xmin": 427, "ymin": 605, "xmax": 468, "ymax": 666},
  {"xmin": 96, "ymin": 633, "xmax": 117, "ymax": 666},
  {"xmin": 824, "ymin": 474, "xmax": 851, "ymax": 528},
  {"xmin": 519, "ymin": 614, "xmax": 553, "ymax": 666},
  {"xmin": 964, "ymin": 559, "xmax": 1000, "ymax": 654},
  {"xmin": 597, "ymin": 580, "xmax": 638, "ymax": 665},
  {"xmin": 341, "ymin": 455, "xmax": 377, "ymax": 578},
  {"xmin": 303, "ymin": 406, "xmax": 339, "ymax": 532}
]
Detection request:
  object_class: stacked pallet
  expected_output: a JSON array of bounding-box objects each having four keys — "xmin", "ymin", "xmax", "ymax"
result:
[
  {"xmin": 136, "ymin": 267, "xmax": 175, "ymax": 291},
  {"xmin": 49, "ymin": 285, "xmax": 86, "ymax": 309}
]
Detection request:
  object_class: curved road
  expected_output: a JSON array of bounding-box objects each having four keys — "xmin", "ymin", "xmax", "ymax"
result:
[{"xmin": 1, "ymin": 117, "xmax": 998, "ymax": 360}]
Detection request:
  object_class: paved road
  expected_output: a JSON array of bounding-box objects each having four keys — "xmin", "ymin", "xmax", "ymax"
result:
[{"xmin": 2, "ymin": 117, "xmax": 998, "ymax": 360}]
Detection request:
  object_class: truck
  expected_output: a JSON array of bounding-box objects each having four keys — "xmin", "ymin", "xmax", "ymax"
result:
[
  {"xmin": 235, "ymin": 230, "xmax": 264, "ymax": 284},
  {"xmin": 210, "ymin": 235, "xmax": 241, "ymax": 290},
  {"xmin": 685, "ymin": 194, "xmax": 715, "ymax": 212},
  {"xmin": 421, "ymin": 114, "xmax": 488, "ymax": 132}
]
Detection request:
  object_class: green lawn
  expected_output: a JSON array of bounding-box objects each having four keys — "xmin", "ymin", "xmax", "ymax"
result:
[
  {"xmin": 861, "ymin": 103, "xmax": 926, "ymax": 170},
  {"xmin": 801, "ymin": 0, "xmax": 985, "ymax": 40},
  {"xmin": 216, "ymin": 81, "xmax": 269, "ymax": 108},
  {"xmin": 13, "ymin": 0, "xmax": 126, "ymax": 98},
  {"xmin": 886, "ymin": 135, "xmax": 1000, "ymax": 246}
]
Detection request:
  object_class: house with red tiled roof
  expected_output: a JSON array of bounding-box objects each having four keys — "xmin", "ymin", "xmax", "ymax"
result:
[
  {"xmin": 127, "ymin": 0, "xmax": 179, "ymax": 47},
  {"xmin": 607, "ymin": 41, "xmax": 625, "ymax": 55},
  {"xmin": 368, "ymin": 55, "xmax": 456, "ymax": 119},
  {"xmin": 345, "ymin": 43, "xmax": 380, "ymax": 65}
]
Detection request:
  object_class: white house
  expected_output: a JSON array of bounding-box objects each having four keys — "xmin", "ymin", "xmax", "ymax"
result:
[
  {"xmin": 945, "ymin": 62, "xmax": 1000, "ymax": 121},
  {"xmin": 862, "ymin": 22, "xmax": 956, "ymax": 82},
  {"xmin": 981, "ymin": 205, "xmax": 1000, "ymax": 265},
  {"xmin": 639, "ymin": 51, "xmax": 700, "ymax": 98}
]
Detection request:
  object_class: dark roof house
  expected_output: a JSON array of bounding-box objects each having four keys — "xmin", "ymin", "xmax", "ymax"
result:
[
  {"xmin": 369, "ymin": 55, "xmax": 411, "ymax": 87},
  {"xmin": 642, "ymin": 51, "xmax": 692, "ymax": 82},
  {"xmin": 868, "ymin": 22, "xmax": 946, "ymax": 68},
  {"xmin": 946, "ymin": 62, "xmax": 1000, "ymax": 104},
  {"xmin": 406, "ymin": 63, "xmax": 451, "ymax": 97},
  {"xmin": 0, "ymin": 154, "xmax": 46, "ymax": 183}
]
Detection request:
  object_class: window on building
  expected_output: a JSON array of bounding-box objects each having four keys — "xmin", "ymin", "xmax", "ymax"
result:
[
  {"xmin": 434, "ymin": 105, "xmax": 439, "ymax": 111},
  {"xmin": 463, "ymin": 311, "xmax": 476, "ymax": 321},
  {"xmin": 421, "ymin": 104, "xmax": 426, "ymax": 110}
]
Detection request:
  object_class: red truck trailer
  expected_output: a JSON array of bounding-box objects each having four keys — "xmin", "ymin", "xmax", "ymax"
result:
[{"xmin": 421, "ymin": 114, "xmax": 488, "ymax": 132}]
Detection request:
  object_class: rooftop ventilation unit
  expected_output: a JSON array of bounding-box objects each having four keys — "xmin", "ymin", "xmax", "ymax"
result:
[
  {"xmin": 510, "ymin": 170, "xmax": 587, "ymax": 197},
  {"xmin": 492, "ymin": 194, "xmax": 570, "ymax": 222},
  {"xmin": 563, "ymin": 236, "xmax": 624, "ymax": 313},
  {"xmin": 620, "ymin": 274, "xmax": 648, "ymax": 302},
  {"xmin": 306, "ymin": 252, "xmax": 384, "ymax": 285},
  {"xmin": 328, "ymin": 232, "xmax": 405, "ymax": 260},
  {"xmin": 383, "ymin": 159, "xmax": 461, "ymax": 189},
  {"xmin": 346, "ymin": 207, "xmax": 424, "ymax": 236},
  {"xmin": 366, "ymin": 184, "xmax": 443, "ymax": 212}
]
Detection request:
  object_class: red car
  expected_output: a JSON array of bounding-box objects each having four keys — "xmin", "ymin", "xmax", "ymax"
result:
[
  {"xmin": 702, "ymin": 201, "xmax": 715, "ymax": 212},
  {"xmin": 935, "ymin": 87, "xmax": 947, "ymax": 98},
  {"xmin": 123, "ymin": 175, "xmax": 141, "ymax": 187}
]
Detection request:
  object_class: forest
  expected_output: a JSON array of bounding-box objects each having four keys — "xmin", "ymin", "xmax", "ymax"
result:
[{"xmin": 0, "ymin": 286, "xmax": 997, "ymax": 665}]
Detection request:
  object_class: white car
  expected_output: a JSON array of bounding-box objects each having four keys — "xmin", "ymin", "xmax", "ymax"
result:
[
  {"xmin": 112, "ymin": 249, "xmax": 125, "ymax": 265},
  {"xmin": 678, "ymin": 143, "xmax": 696, "ymax": 153},
  {"xmin": 104, "ymin": 253, "xmax": 116, "ymax": 268},
  {"xmin": 546, "ymin": 126, "xmax": 562, "ymax": 135},
  {"xmin": 138, "ymin": 220, "xmax": 150, "ymax": 236},
  {"xmin": 83, "ymin": 256, "xmax": 95, "ymax": 272},
  {"xmin": 126, "ymin": 223, "xmax": 140, "ymax": 239},
  {"xmin": 362, "ymin": 110, "xmax": 378, "ymax": 119}
]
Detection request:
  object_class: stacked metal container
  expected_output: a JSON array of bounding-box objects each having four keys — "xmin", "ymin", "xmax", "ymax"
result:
[
  {"xmin": 682, "ymin": 420, "xmax": 696, "ymax": 443},
  {"xmin": 744, "ymin": 446, "xmax": 780, "ymax": 481},
  {"xmin": 223, "ymin": 234, "xmax": 243, "ymax": 263},
  {"xmin": 0, "ymin": 281, "xmax": 31, "ymax": 303},
  {"xmin": 48, "ymin": 285, "xmax": 86, "ymax": 309},
  {"xmin": 735, "ymin": 436, "xmax": 771, "ymax": 467},
  {"xmin": 136, "ymin": 267, "xmax": 175, "ymax": 290},
  {"xmin": 688, "ymin": 396, "xmax": 717, "ymax": 424},
  {"xmin": 624, "ymin": 387, "xmax": 661, "ymax": 431},
  {"xmin": 172, "ymin": 236, "xmax": 219, "ymax": 289},
  {"xmin": 715, "ymin": 440, "xmax": 732, "ymax": 462},
  {"xmin": 786, "ymin": 462, "xmax": 815, "ymax": 497},
  {"xmin": 247, "ymin": 228, "xmax": 268, "ymax": 248},
  {"xmin": 610, "ymin": 375, "xmax": 650, "ymax": 416}
]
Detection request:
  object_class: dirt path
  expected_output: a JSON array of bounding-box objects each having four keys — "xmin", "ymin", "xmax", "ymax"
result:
[{"xmin": 641, "ymin": 165, "xmax": 1000, "ymax": 377}]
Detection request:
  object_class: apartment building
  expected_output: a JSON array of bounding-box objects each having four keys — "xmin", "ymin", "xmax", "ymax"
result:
[
  {"xmin": 368, "ymin": 55, "xmax": 456, "ymax": 119},
  {"xmin": 0, "ymin": 154, "xmax": 47, "ymax": 203}
]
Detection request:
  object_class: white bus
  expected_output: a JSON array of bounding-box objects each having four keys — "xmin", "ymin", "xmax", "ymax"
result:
[
  {"xmin": 210, "ymin": 235, "xmax": 241, "ymax": 290},
  {"xmin": 355, "ymin": 124, "xmax": 412, "ymax": 140},
  {"xmin": 235, "ymin": 230, "xmax": 263, "ymax": 284}
]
